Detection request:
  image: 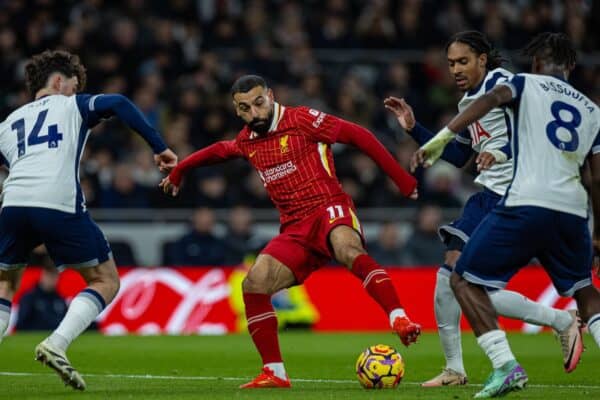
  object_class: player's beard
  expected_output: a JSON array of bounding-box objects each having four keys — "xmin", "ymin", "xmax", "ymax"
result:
[{"xmin": 249, "ymin": 109, "xmax": 274, "ymax": 135}]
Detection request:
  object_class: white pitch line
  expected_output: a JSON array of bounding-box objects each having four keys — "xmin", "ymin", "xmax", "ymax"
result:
[{"xmin": 1, "ymin": 372, "xmax": 600, "ymax": 390}]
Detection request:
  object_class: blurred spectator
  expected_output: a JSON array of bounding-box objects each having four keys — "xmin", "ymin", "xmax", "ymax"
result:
[
  {"xmin": 16, "ymin": 251, "xmax": 66, "ymax": 331},
  {"xmin": 369, "ymin": 222, "xmax": 407, "ymax": 266},
  {"xmin": 99, "ymin": 163, "xmax": 150, "ymax": 208},
  {"xmin": 165, "ymin": 207, "xmax": 227, "ymax": 266},
  {"xmin": 402, "ymin": 204, "xmax": 445, "ymax": 265},
  {"xmin": 422, "ymin": 162, "xmax": 463, "ymax": 208},
  {"xmin": 224, "ymin": 205, "xmax": 264, "ymax": 265}
]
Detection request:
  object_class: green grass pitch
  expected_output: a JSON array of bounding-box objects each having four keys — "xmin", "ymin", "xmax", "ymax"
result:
[{"xmin": 1, "ymin": 332, "xmax": 598, "ymax": 399}]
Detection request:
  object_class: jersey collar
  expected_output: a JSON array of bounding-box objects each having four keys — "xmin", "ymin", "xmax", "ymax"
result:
[
  {"xmin": 466, "ymin": 70, "xmax": 488, "ymax": 97},
  {"xmin": 267, "ymin": 102, "xmax": 285, "ymax": 132}
]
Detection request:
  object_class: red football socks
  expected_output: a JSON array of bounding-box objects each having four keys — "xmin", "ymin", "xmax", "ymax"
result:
[
  {"xmin": 351, "ymin": 254, "xmax": 403, "ymax": 315},
  {"xmin": 243, "ymin": 293, "xmax": 283, "ymax": 364}
]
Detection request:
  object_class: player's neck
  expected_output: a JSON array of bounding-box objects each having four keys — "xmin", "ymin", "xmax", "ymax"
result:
[
  {"xmin": 35, "ymin": 87, "xmax": 59, "ymax": 100},
  {"xmin": 538, "ymin": 65, "xmax": 568, "ymax": 81}
]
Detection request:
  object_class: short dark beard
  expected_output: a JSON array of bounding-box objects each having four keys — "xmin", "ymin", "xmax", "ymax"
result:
[{"xmin": 248, "ymin": 108, "xmax": 274, "ymax": 134}]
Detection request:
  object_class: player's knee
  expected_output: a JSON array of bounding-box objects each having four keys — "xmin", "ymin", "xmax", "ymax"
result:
[
  {"xmin": 242, "ymin": 273, "xmax": 268, "ymax": 294},
  {"xmin": 336, "ymin": 245, "xmax": 366, "ymax": 268}
]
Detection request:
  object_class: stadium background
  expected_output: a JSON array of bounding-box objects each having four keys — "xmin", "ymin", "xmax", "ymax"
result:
[{"xmin": 1, "ymin": 0, "xmax": 599, "ymax": 334}]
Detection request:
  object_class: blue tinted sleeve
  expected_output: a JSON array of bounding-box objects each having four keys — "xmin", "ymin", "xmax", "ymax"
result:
[
  {"xmin": 76, "ymin": 94, "xmax": 167, "ymax": 153},
  {"xmin": 409, "ymin": 122, "xmax": 473, "ymax": 167}
]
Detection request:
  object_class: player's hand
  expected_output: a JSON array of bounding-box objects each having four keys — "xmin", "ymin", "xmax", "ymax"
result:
[
  {"xmin": 154, "ymin": 149, "xmax": 178, "ymax": 173},
  {"xmin": 159, "ymin": 176, "xmax": 180, "ymax": 197},
  {"xmin": 409, "ymin": 188, "xmax": 418, "ymax": 200},
  {"xmin": 476, "ymin": 152, "xmax": 496, "ymax": 171},
  {"xmin": 410, "ymin": 149, "xmax": 428, "ymax": 172},
  {"xmin": 383, "ymin": 96, "xmax": 416, "ymax": 131}
]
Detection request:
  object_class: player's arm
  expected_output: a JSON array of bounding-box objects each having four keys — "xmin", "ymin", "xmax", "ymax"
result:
[
  {"xmin": 384, "ymin": 96, "xmax": 474, "ymax": 170},
  {"xmin": 413, "ymin": 76, "xmax": 522, "ymax": 168},
  {"xmin": 76, "ymin": 94, "xmax": 177, "ymax": 172},
  {"xmin": 589, "ymin": 134, "xmax": 600, "ymax": 276},
  {"xmin": 335, "ymin": 120, "xmax": 418, "ymax": 198},
  {"xmin": 160, "ymin": 140, "xmax": 243, "ymax": 197}
]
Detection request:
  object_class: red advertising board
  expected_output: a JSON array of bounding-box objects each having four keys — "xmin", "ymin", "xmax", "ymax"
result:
[{"xmin": 10, "ymin": 266, "xmax": 598, "ymax": 335}]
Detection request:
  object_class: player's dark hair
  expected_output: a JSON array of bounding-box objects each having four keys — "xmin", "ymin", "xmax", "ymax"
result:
[
  {"xmin": 24, "ymin": 50, "xmax": 87, "ymax": 97},
  {"xmin": 445, "ymin": 31, "xmax": 504, "ymax": 70},
  {"xmin": 522, "ymin": 32, "xmax": 576, "ymax": 69},
  {"xmin": 230, "ymin": 75, "xmax": 267, "ymax": 96}
]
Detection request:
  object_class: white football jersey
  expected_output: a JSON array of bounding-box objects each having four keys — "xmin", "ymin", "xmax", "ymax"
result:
[
  {"xmin": 457, "ymin": 67, "xmax": 514, "ymax": 195},
  {"xmin": 0, "ymin": 94, "xmax": 98, "ymax": 213},
  {"xmin": 500, "ymin": 73, "xmax": 600, "ymax": 217}
]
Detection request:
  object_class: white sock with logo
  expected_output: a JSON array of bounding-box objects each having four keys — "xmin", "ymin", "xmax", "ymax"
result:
[
  {"xmin": 265, "ymin": 362, "xmax": 287, "ymax": 380},
  {"xmin": 477, "ymin": 330, "xmax": 516, "ymax": 369},
  {"xmin": 434, "ymin": 271, "xmax": 465, "ymax": 374},
  {"xmin": 489, "ymin": 290, "xmax": 572, "ymax": 331}
]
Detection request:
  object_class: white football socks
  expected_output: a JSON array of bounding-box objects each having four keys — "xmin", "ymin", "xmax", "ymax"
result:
[
  {"xmin": 477, "ymin": 330, "xmax": 516, "ymax": 369},
  {"xmin": 48, "ymin": 289, "xmax": 105, "ymax": 352},
  {"xmin": 434, "ymin": 271, "xmax": 465, "ymax": 374},
  {"xmin": 587, "ymin": 313, "xmax": 600, "ymax": 348},
  {"xmin": 265, "ymin": 362, "xmax": 287, "ymax": 380},
  {"xmin": 489, "ymin": 290, "xmax": 572, "ymax": 331},
  {"xmin": 0, "ymin": 299, "xmax": 11, "ymax": 343}
]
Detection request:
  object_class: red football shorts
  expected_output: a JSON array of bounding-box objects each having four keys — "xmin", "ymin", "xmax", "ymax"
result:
[{"xmin": 261, "ymin": 201, "xmax": 365, "ymax": 283}]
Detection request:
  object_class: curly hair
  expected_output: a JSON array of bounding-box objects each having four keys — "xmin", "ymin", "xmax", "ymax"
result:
[
  {"xmin": 522, "ymin": 32, "xmax": 576, "ymax": 69},
  {"xmin": 24, "ymin": 50, "xmax": 87, "ymax": 97}
]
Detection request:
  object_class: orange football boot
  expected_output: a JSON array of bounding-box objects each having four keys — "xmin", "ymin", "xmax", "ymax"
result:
[
  {"xmin": 393, "ymin": 316, "xmax": 421, "ymax": 347},
  {"xmin": 239, "ymin": 367, "xmax": 292, "ymax": 389}
]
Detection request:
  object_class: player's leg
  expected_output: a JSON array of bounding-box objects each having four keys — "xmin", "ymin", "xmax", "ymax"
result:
[
  {"xmin": 425, "ymin": 248, "xmax": 468, "ymax": 386},
  {"xmin": 43, "ymin": 258, "xmax": 119, "ymax": 354},
  {"xmin": 35, "ymin": 258, "xmax": 118, "ymax": 391},
  {"xmin": 239, "ymin": 249, "xmax": 298, "ymax": 388},
  {"xmin": 573, "ymin": 285, "xmax": 600, "ymax": 347},
  {"xmin": 539, "ymin": 211, "xmax": 599, "ymax": 369},
  {"xmin": 328, "ymin": 225, "xmax": 421, "ymax": 346},
  {"xmin": 451, "ymin": 207, "xmax": 537, "ymax": 398},
  {"xmin": 0, "ymin": 207, "xmax": 36, "ymax": 342},
  {"xmin": 33, "ymin": 209, "xmax": 116, "ymax": 390},
  {"xmin": 0, "ymin": 269, "xmax": 24, "ymax": 342}
]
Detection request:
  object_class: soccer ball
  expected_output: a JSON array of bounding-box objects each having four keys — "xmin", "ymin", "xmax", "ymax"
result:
[{"xmin": 355, "ymin": 344, "xmax": 405, "ymax": 389}]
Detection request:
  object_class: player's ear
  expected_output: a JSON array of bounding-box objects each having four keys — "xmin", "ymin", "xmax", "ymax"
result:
[
  {"xmin": 479, "ymin": 53, "xmax": 487, "ymax": 69},
  {"xmin": 232, "ymin": 100, "xmax": 240, "ymax": 116},
  {"xmin": 49, "ymin": 72, "xmax": 62, "ymax": 91},
  {"xmin": 267, "ymin": 88, "xmax": 274, "ymax": 102}
]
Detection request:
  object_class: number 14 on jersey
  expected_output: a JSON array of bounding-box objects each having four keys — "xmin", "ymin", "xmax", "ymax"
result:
[{"xmin": 11, "ymin": 109, "xmax": 63, "ymax": 157}]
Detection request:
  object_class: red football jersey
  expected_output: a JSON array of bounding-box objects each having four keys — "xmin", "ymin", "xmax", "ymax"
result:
[{"xmin": 235, "ymin": 104, "xmax": 351, "ymax": 226}]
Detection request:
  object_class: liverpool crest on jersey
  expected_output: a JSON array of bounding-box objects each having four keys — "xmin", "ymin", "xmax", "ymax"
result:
[{"xmin": 280, "ymin": 135, "xmax": 290, "ymax": 154}]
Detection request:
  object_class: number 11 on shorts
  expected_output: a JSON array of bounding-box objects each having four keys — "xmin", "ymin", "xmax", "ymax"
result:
[{"xmin": 327, "ymin": 205, "xmax": 344, "ymax": 220}]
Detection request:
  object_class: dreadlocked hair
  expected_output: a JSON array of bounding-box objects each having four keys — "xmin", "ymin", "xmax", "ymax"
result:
[
  {"xmin": 522, "ymin": 32, "xmax": 576, "ymax": 69},
  {"xmin": 445, "ymin": 30, "xmax": 504, "ymax": 70},
  {"xmin": 24, "ymin": 50, "xmax": 87, "ymax": 97}
]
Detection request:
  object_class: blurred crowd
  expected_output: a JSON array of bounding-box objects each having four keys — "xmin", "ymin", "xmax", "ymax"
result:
[{"xmin": 0, "ymin": 0, "xmax": 598, "ymax": 265}]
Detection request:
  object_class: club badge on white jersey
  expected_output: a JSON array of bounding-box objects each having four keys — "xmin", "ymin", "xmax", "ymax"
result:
[
  {"xmin": 0, "ymin": 95, "xmax": 94, "ymax": 213},
  {"xmin": 500, "ymin": 73, "xmax": 600, "ymax": 218},
  {"xmin": 457, "ymin": 67, "xmax": 514, "ymax": 195}
]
